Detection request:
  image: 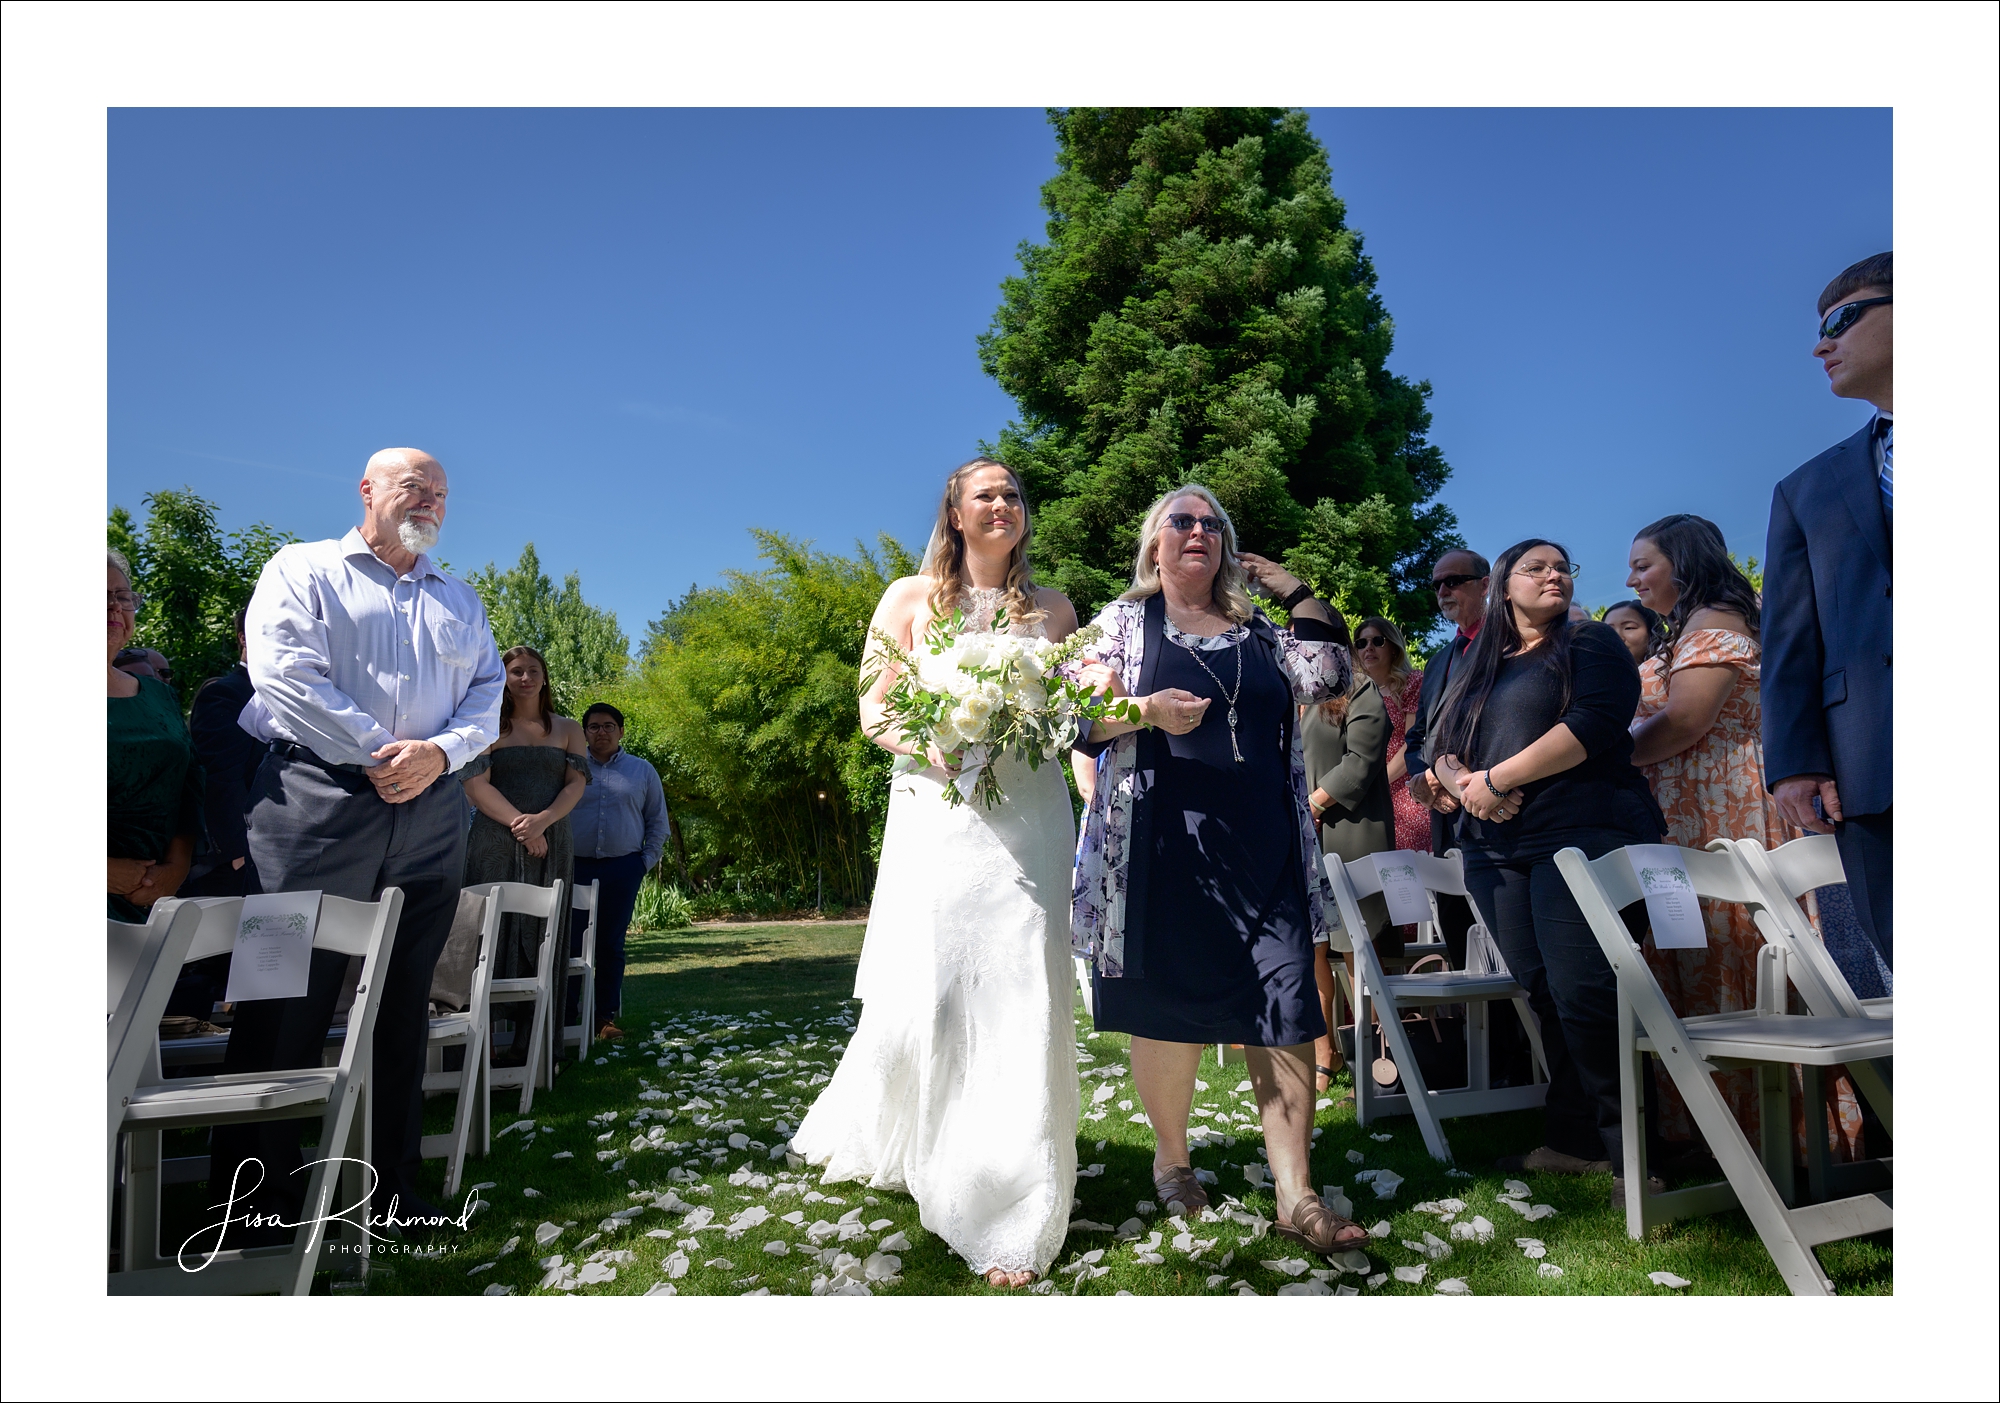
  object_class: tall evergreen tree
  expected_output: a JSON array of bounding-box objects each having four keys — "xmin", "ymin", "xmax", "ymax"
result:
[
  {"xmin": 467, "ymin": 543, "xmax": 631, "ymax": 717},
  {"xmin": 980, "ymin": 107, "xmax": 1462, "ymax": 636}
]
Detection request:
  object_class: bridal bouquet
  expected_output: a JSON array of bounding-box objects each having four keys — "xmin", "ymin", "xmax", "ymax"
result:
[{"xmin": 866, "ymin": 608, "xmax": 1139, "ymax": 808}]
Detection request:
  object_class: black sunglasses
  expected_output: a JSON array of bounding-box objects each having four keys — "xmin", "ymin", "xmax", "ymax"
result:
[
  {"xmin": 1433, "ymin": 573, "xmax": 1483, "ymax": 591},
  {"xmin": 1355, "ymin": 636, "xmax": 1391, "ymax": 650},
  {"xmin": 1164, "ymin": 512, "xmax": 1226, "ymax": 535},
  {"xmin": 1819, "ymin": 295, "xmax": 1891, "ymax": 341}
]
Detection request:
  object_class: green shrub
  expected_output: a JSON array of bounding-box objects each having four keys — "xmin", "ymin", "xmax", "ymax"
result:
[{"xmin": 632, "ymin": 874, "xmax": 694, "ymax": 932}]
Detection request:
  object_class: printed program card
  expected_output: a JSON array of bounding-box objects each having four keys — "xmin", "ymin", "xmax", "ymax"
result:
[
  {"xmin": 1369, "ymin": 853, "xmax": 1434, "ymax": 927},
  {"xmin": 224, "ymin": 891, "xmax": 324, "ymax": 1002},
  {"xmin": 1623, "ymin": 846, "xmax": 1707, "ymax": 950}
]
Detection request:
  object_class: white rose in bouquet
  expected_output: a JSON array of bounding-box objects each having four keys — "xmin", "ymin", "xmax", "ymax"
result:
[
  {"xmin": 955, "ymin": 635, "xmax": 993, "ymax": 670},
  {"xmin": 951, "ymin": 704, "xmax": 989, "ymax": 743}
]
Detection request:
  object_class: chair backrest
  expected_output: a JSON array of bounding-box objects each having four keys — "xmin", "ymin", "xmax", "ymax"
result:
[
  {"xmin": 1323, "ymin": 849, "xmax": 1501, "ymax": 977},
  {"xmin": 108, "ymin": 904, "xmax": 203, "ymax": 1070},
  {"xmin": 468, "ymin": 879, "xmax": 567, "ymax": 922},
  {"xmin": 1756, "ymin": 833, "xmax": 1847, "ymax": 899},
  {"xmin": 572, "ymin": 881, "xmax": 598, "ymax": 917},
  {"xmin": 1570, "ymin": 839, "xmax": 1765, "ymax": 916},
  {"xmin": 1725, "ymin": 838, "xmax": 1866, "ymax": 1020},
  {"xmin": 1552, "ymin": 846, "xmax": 1699, "ymax": 1043}
]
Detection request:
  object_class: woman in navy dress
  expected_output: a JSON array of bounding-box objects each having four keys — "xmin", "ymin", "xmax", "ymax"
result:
[{"xmin": 1073, "ymin": 484, "xmax": 1364, "ymax": 1255}]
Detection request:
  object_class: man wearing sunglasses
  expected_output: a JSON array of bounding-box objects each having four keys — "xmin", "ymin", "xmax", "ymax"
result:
[{"xmin": 1761, "ymin": 251, "xmax": 1894, "ymax": 971}]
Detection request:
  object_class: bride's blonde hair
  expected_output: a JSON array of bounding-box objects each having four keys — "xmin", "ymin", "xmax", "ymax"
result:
[{"xmin": 920, "ymin": 457, "xmax": 1042, "ymax": 627}]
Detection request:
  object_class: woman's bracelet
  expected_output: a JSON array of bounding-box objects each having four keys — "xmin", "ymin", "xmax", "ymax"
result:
[
  {"xmin": 1484, "ymin": 771, "xmax": 1507, "ymax": 798},
  {"xmin": 1278, "ymin": 582, "xmax": 1315, "ymax": 611}
]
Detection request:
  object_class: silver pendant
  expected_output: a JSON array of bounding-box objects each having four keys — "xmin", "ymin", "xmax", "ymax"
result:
[{"xmin": 1227, "ymin": 707, "xmax": 1243, "ymax": 762}]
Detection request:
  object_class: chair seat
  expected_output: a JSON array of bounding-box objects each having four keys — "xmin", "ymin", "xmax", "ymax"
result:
[
  {"xmin": 124, "ymin": 1068, "xmax": 338, "ymax": 1123},
  {"xmin": 1637, "ymin": 1012, "xmax": 1893, "ymax": 1065},
  {"xmin": 1377, "ymin": 972, "xmax": 1521, "ymax": 1003},
  {"xmin": 428, "ymin": 1012, "xmax": 476, "ymax": 1042}
]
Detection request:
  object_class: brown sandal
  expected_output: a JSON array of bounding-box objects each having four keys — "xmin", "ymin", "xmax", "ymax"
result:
[
  {"xmin": 1153, "ymin": 1163, "xmax": 1211, "ymax": 1215},
  {"xmin": 1273, "ymin": 1194, "xmax": 1369, "ymax": 1255}
]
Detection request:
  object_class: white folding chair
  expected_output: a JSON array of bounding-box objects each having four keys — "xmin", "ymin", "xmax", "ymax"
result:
[
  {"xmin": 1729, "ymin": 836, "xmax": 1891, "ymax": 1022},
  {"xmin": 109, "ymin": 903, "xmax": 205, "ymax": 1233},
  {"xmin": 1555, "ymin": 843, "xmax": 1892, "ymax": 1295},
  {"xmin": 420, "ymin": 891, "xmax": 498, "ymax": 1197},
  {"xmin": 559, "ymin": 879, "xmax": 601, "ymax": 1062},
  {"xmin": 1324, "ymin": 850, "xmax": 1549, "ymax": 1162},
  {"xmin": 472, "ymin": 880, "xmax": 566, "ymax": 1115},
  {"xmin": 1723, "ymin": 836, "xmax": 1893, "ymax": 1200},
  {"xmin": 109, "ymin": 890, "xmax": 403, "ymax": 1296}
]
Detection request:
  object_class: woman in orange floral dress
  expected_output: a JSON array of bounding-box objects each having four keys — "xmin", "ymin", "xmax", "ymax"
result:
[{"xmin": 1628, "ymin": 514, "xmax": 1865, "ymax": 1165}]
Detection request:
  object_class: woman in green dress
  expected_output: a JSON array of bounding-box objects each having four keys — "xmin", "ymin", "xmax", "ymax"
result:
[
  {"xmin": 462, "ymin": 646, "xmax": 589, "ymax": 998},
  {"xmin": 108, "ymin": 550, "xmax": 202, "ymax": 921}
]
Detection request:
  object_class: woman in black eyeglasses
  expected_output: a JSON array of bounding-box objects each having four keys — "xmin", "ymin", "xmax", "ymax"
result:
[{"xmin": 1426, "ymin": 538, "xmax": 1662, "ymax": 1191}]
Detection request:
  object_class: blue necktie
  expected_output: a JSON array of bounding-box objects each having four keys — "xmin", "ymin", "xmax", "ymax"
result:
[{"xmin": 1877, "ymin": 417, "xmax": 1893, "ymax": 516}]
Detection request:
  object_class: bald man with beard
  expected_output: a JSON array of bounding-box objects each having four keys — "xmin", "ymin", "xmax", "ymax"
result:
[{"xmin": 214, "ymin": 448, "xmax": 504, "ymax": 1239}]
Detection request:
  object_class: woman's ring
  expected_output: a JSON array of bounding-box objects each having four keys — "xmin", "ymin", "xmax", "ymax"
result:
[{"xmin": 392, "ymin": 782, "xmax": 402, "ymax": 793}]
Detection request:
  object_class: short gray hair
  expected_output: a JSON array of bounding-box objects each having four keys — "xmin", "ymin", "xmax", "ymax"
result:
[
  {"xmin": 1120, "ymin": 482, "xmax": 1257, "ymax": 624},
  {"xmin": 107, "ymin": 547, "xmax": 133, "ymax": 582}
]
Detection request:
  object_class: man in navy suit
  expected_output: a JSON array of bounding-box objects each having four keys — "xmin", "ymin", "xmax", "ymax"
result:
[{"xmin": 1762, "ymin": 252, "xmax": 1893, "ymax": 968}]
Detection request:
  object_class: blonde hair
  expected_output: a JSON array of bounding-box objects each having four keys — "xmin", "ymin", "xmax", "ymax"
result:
[
  {"xmin": 920, "ymin": 457, "xmax": 1041, "ymax": 628},
  {"xmin": 1120, "ymin": 483, "xmax": 1256, "ymax": 624},
  {"xmin": 1354, "ymin": 615, "xmax": 1416, "ymax": 690}
]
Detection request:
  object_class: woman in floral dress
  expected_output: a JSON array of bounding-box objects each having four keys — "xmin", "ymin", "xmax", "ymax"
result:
[
  {"xmin": 1352, "ymin": 616, "xmax": 1431, "ymax": 854},
  {"xmin": 1628, "ymin": 514, "xmax": 1865, "ymax": 1164}
]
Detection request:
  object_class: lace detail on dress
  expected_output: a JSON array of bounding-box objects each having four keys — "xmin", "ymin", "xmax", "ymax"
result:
[{"xmin": 958, "ymin": 586, "xmax": 1044, "ymax": 638}]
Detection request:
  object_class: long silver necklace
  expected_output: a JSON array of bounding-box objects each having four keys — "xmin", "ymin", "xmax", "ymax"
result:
[{"xmin": 1169, "ymin": 622, "xmax": 1245, "ymax": 762}]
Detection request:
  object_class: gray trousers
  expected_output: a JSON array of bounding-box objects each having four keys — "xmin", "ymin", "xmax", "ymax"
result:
[{"xmin": 214, "ymin": 746, "xmax": 466, "ymax": 1214}]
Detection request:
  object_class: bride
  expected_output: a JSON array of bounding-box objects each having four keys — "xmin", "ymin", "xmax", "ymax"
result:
[{"xmin": 792, "ymin": 457, "xmax": 1081, "ymax": 1288}]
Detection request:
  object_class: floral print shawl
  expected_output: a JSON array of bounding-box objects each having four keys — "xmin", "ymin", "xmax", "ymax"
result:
[{"xmin": 1069, "ymin": 597, "xmax": 1352, "ymax": 978}]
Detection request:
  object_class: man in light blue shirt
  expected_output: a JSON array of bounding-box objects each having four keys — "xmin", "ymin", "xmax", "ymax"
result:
[
  {"xmin": 571, "ymin": 703, "xmax": 669, "ymax": 1038},
  {"xmin": 217, "ymin": 447, "xmax": 502, "ymax": 1237}
]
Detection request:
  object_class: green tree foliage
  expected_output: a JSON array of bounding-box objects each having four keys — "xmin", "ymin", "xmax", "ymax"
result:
[
  {"xmin": 980, "ymin": 107, "xmax": 1462, "ymax": 633},
  {"xmin": 107, "ymin": 489, "xmax": 298, "ymax": 703},
  {"xmin": 613, "ymin": 531, "xmax": 918, "ymax": 909},
  {"xmin": 467, "ymin": 544, "xmax": 631, "ymax": 718}
]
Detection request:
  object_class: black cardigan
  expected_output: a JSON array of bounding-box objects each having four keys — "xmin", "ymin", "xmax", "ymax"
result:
[{"xmin": 1438, "ymin": 621, "xmax": 1662, "ymax": 855}]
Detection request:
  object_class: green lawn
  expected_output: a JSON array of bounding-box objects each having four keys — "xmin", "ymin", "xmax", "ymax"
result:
[{"xmin": 338, "ymin": 920, "xmax": 1890, "ymax": 1297}]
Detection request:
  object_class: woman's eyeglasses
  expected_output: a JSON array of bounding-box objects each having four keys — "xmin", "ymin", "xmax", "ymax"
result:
[
  {"xmin": 1355, "ymin": 636, "xmax": 1390, "ymax": 651},
  {"xmin": 1164, "ymin": 513, "xmax": 1225, "ymax": 535},
  {"xmin": 1514, "ymin": 560, "xmax": 1579, "ymax": 580},
  {"xmin": 1819, "ymin": 296, "xmax": 1891, "ymax": 341},
  {"xmin": 109, "ymin": 590, "xmax": 146, "ymax": 614}
]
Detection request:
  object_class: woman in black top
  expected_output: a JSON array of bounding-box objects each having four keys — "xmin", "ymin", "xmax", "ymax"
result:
[{"xmin": 1427, "ymin": 538, "xmax": 1662, "ymax": 1188}]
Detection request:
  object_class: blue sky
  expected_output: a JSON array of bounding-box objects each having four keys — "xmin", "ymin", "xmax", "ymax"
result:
[{"xmin": 109, "ymin": 107, "xmax": 1889, "ymax": 644}]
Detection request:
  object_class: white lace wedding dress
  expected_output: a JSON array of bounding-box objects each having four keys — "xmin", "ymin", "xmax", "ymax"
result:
[{"xmin": 793, "ymin": 587, "xmax": 1080, "ymax": 1278}]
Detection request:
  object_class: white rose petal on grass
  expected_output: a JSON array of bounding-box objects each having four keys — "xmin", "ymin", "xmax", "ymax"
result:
[
  {"xmin": 467, "ymin": 1262, "xmax": 495, "ymax": 1276},
  {"xmin": 1338, "ymin": 1249, "xmax": 1373, "ymax": 1274},
  {"xmin": 468, "ymin": 1181, "xmax": 497, "ymax": 1193},
  {"xmin": 482, "ymin": 1284, "xmax": 514, "ymax": 1296},
  {"xmin": 1365, "ymin": 1272, "xmax": 1388, "ymax": 1289},
  {"xmin": 763, "ymin": 1240, "xmax": 791, "ymax": 1256},
  {"xmin": 1260, "ymin": 1258, "xmax": 1312, "ymax": 1277},
  {"xmin": 1537, "ymin": 1262, "xmax": 1565, "ymax": 1279},
  {"xmin": 534, "ymin": 1222, "xmax": 563, "ymax": 1248},
  {"xmin": 521, "ymin": 1187, "xmax": 542, "ymax": 1198},
  {"xmin": 1392, "ymin": 1264, "xmax": 1428, "ymax": 1285},
  {"xmin": 496, "ymin": 1236, "xmax": 521, "ymax": 1259},
  {"xmin": 1434, "ymin": 1278, "xmax": 1472, "ymax": 1296},
  {"xmin": 578, "ymin": 1262, "xmax": 617, "ymax": 1286},
  {"xmin": 1369, "ymin": 1221, "xmax": 1393, "ymax": 1239},
  {"xmin": 1276, "ymin": 1279, "xmax": 1334, "ymax": 1296},
  {"xmin": 643, "ymin": 1283, "xmax": 678, "ymax": 1297},
  {"xmin": 1091, "ymin": 1085, "xmax": 1116, "ymax": 1104},
  {"xmin": 1524, "ymin": 1204, "xmax": 1558, "ymax": 1221},
  {"xmin": 662, "ymin": 1250, "xmax": 691, "ymax": 1279},
  {"xmin": 1649, "ymin": 1271, "xmax": 1692, "ymax": 1290},
  {"xmin": 878, "ymin": 1231, "xmax": 912, "ymax": 1252},
  {"xmin": 1500, "ymin": 1179, "xmax": 1532, "ymax": 1199},
  {"xmin": 1345, "ymin": 1149, "xmax": 1366, "ymax": 1164}
]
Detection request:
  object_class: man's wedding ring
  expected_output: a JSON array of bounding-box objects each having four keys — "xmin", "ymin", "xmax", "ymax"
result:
[{"xmin": 391, "ymin": 782, "xmax": 402, "ymax": 793}]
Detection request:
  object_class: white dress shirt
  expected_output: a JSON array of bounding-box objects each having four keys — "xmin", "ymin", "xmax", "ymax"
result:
[{"xmin": 243, "ymin": 527, "xmax": 504, "ymax": 771}]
